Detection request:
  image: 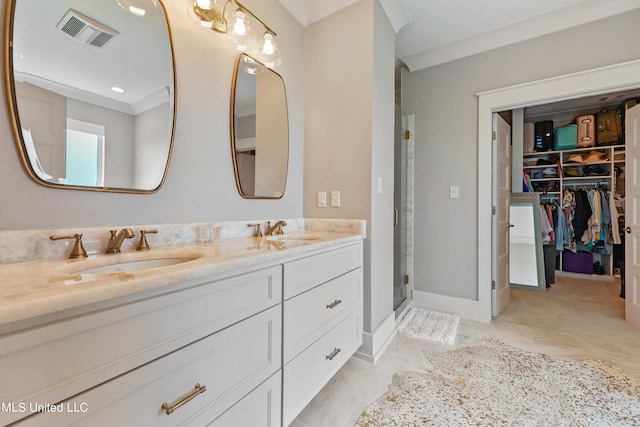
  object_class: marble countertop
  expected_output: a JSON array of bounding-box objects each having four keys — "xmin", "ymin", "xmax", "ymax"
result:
[{"xmin": 0, "ymin": 231, "xmax": 364, "ymax": 333}]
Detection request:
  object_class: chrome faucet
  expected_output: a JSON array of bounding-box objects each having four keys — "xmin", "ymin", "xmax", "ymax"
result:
[
  {"xmin": 264, "ymin": 220, "xmax": 287, "ymax": 236},
  {"xmin": 105, "ymin": 228, "xmax": 134, "ymax": 254}
]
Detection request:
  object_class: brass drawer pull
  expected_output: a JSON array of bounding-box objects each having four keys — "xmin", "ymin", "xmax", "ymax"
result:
[
  {"xmin": 161, "ymin": 383, "xmax": 206, "ymax": 415},
  {"xmin": 326, "ymin": 348, "xmax": 341, "ymax": 361},
  {"xmin": 326, "ymin": 299, "xmax": 342, "ymax": 309}
]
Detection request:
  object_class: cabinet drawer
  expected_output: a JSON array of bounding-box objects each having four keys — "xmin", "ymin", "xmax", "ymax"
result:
[
  {"xmin": 282, "ymin": 309, "xmax": 362, "ymax": 426},
  {"xmin": 283, "ymin": 244, "xmax": 362, "ymax": 299},
  {"xmin": 208, "ymin": 371, "xmax": 281, "ymax": 427},
  {"xmin": 0, "ymin": 265, "xmax": 282, "ymax": 426},
  {"xmin": 283, "ymin": 268, "xmax": 362, "ymax": 362},
  {"xmin": 15, "ymin": 305, "xmax": 282, "ymax": 427}
]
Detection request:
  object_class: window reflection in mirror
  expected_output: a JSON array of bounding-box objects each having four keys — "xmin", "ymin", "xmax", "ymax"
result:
[
  {"xmin": 5, "ymin": 0, "xmax": 176, "ymax": 193},
  {"xmin": 65, "ymin": 119, "xmax": 105, "ymax": 187},
  {"xmin": 231, "ymin": 54, "xmax": 288, "ymax": 199}
]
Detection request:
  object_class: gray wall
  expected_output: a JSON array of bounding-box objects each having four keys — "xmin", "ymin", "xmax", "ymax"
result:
[
  {"xmin": 0, "ymin": 0, "xmax": 304, "ymax": 229},
  {"xmin": 304, "ymin": 0, "xmax": 395, "ymax": 348},
  {"xmin": 403, "ymin": 10, "xmax": 640, "ymax": 301}
]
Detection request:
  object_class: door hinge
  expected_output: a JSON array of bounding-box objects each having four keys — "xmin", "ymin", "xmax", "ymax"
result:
[
  {"xmin": 492, "ymin": 131, "xmax": 497, "ymax": 141},
  {"xmin": 492, "ymin": 206, "xmax": 496, "ymax": 215},
  {"xmin": 491, "ymin": 280, "xmax": 496, "ymax": 290},
  {"xmin": 404, "ymin": 274, "xmax": 409, "ymax": 285},
  {"xmin": 405, "ymin": 130, "xmax": 411, "ymax": 140}
]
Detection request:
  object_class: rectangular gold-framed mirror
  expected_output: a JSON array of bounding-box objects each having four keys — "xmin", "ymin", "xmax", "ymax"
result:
[{"xmin": 230, "ymin": 53, "xmax": 288, "ymax": 199}]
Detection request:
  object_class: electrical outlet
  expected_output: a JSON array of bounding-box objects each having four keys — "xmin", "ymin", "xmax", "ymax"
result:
[
  {"xmin": 330, "ymin": 191, "xmax": 341, "ymax": 207},
  {"xmin": 317, "ymin": 191, "xmax": 327, "ymax": 208}
]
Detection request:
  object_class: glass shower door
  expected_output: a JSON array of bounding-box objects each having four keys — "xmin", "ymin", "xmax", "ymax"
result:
[{"xmin": 394, "ymin": 110, "xmax": 414, "ymax": 312}]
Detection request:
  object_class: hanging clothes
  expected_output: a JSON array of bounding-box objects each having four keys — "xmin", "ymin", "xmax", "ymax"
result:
[
  {"xmin": 572, "ymin": 189, "xmax": 592, "ymax": 244},
  {"xmin": 609, "ymin": 191, "xmax": 622, "ymax": 245},
  {"xmin": 544, "ymin": 203, "xmax": 556, "ymax": 245},
  {"xmin": 556, "ymin": 205, "xmax": 569, "ymax": 251},
  {"xmin": 540, "ymin": 205, "xmax": 554, "ymax": 244},
  {"xmin": 562, "ymin": 189, "xmax": 577, "ymax": 253}
]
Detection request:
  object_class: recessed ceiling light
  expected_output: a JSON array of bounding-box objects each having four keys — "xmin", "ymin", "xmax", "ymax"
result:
[{"xmin": 111, "ymin": 86, "xmax": 125, "ymax": 93}]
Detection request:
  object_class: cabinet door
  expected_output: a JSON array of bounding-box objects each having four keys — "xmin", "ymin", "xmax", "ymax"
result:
[
  {"xmin": 283, "ymin": 309, "xmax": 362, "ymax": 426},
  {"xmin": 283, "ymin": 268, "xmax": 362, "ymax": 362},
  {"xmin": 15, "ymin": 306, "xmax": 282, "ymax": 427},
  {"xmin": 0, "ymin": 265, "xmax": 282, "ymax": 426},
  {"xmin": 207, "ymin": 372, "xmax": 281, "ymax": 427},
  {"xmin": 283, "ymin": 244, "xmax": 362, "ymax": 299}
]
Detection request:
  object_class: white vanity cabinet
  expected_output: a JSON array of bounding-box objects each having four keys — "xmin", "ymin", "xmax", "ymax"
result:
[
  {"xmin": 2, "ymin": 265, "xmax": 282, "ymax": 427},
  {"xmin": 282, "ymin": 243, "xmax": 363, "ymax": 426},
  {"xmin": 0, "ymin": 235, "xmax": 365, "ymax": 427}
]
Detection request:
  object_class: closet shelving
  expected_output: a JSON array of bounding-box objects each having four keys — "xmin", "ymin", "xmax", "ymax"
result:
[
  {"xmin": 523, "ymin": 142, "xmax": 625, "ymax": 278},
  {"xmin": 524, "ymin": 144, "xmax": 624, "ymax": 197}
]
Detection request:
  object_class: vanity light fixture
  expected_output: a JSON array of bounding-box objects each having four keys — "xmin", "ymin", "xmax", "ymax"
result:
[
  {"xmin": 187, "ymin": 0, "xmax": 281, "ymax": 68},
  {"xmin": 115, "ymin": 0, "xmax": 158, "ymax": 17}
]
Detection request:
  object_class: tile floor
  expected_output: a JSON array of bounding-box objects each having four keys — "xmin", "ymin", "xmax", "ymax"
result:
[{"xmin": 290, "ymin": 274, "xmax": 640, "ymax": 427}]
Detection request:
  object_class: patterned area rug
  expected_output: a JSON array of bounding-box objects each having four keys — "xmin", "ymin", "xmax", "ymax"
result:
[
  {"xmin": 356, "ymin": 337, "xmax": 640, "ymax": 426},
  {"xmin": 396, "ymin": 308, "xmax": 459, "ymax": 345}
]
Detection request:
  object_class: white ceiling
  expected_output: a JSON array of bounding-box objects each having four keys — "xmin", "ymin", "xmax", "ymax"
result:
[
  {"xmin": 12, "ymin": 0, "xmax": 173, "ymax": 114},
  {"xmin": 279, "ymin": 0, "xmax": 640, "ymax": 72}
]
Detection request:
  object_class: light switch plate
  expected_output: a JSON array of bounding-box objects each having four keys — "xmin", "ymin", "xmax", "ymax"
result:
[
  {"xmin": 317, "ymin": 191, "xmax": 327, "ymax": 208},
  {"xmin": 449, "ymin": 186, "xmax": 460, "ymax": 199},
  {"xmin": 330, "ymin": 191, "xmax": 341, "ymax": 207}
]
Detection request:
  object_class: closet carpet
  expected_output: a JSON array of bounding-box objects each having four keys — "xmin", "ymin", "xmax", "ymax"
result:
[{"xmin": 289, "ymin": 275, "xmax": 640, "ymax": 427}]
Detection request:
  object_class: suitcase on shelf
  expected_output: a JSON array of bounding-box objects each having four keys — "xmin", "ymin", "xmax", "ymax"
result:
[
  {"xmin": 553, "ymin": 124, "xmax": 577, "ymax": 150},
  {"xmin": 575, "ymin": 115, "xmax": 595, "ymax": 148},
  {"xmin": 596, "ymin": 108, "xmax": 622, "ymax": 146},
  {"xmin": 534, "ymin": 120, "xmax": 553, "ymax": 151}
]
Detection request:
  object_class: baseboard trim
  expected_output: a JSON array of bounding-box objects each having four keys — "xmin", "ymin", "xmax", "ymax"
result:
[
  {"xmin": 413, "ymin": 290, "xmax": 490, "ymax": 323},
  {"xmin": 355, "ymin": 311, "xmax": 397, "ymax": 363}
]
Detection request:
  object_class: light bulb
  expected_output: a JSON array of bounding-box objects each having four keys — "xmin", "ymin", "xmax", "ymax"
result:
[
  {"xmin": 262, "ymin": 33, "xmax": 275, "ymax": 55},
  {"xmin": 188, "ymin": 0, "xmax": 225, "ymax": 31},
  {"xmin": 260, "ymin": 33, "xmax": 281, "ymax": 68},
  {"xmin": 226, "ymin": 9, "xmax": 252, "ymax": 51},
  {"xmin": 115, "ymin": 0, "xmax": 157, "ymax": 17},
  {"xmin": 232, "ymin": 10, "xmax": 250, "ymax": 36}
]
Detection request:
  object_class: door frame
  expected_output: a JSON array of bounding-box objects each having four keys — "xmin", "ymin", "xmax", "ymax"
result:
[{"xmin": 478, "ymin": 59, "xmax": 640, "ymax": 322}]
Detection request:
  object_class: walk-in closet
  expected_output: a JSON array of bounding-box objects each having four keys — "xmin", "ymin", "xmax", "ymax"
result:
[{"xmin": 505, "ymin": 87, "xmax": 640, "ymax": 294}]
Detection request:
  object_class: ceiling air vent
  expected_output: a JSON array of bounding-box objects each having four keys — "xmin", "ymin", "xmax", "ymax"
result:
[{"xmin": 56, "ymin": 9, "xmax": 119, "ymax": 48}]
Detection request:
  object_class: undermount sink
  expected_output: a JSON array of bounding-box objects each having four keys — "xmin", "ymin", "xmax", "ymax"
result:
[
  {"xmin": 266, "ymin": 234, "xmax": 323, "ymax": 242},
  {"xmin": 73, "ymin": 257, "xmax": 199, "ymax": 275}
]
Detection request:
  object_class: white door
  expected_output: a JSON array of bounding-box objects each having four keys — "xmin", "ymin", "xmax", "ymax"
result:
[
  {"xmin": 492, "ymin": 113, "xmax": 511, "ymax": 317},
  {"xmin": 625, "ymin": 104, "xmax": 640, "ymax": 328}
]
